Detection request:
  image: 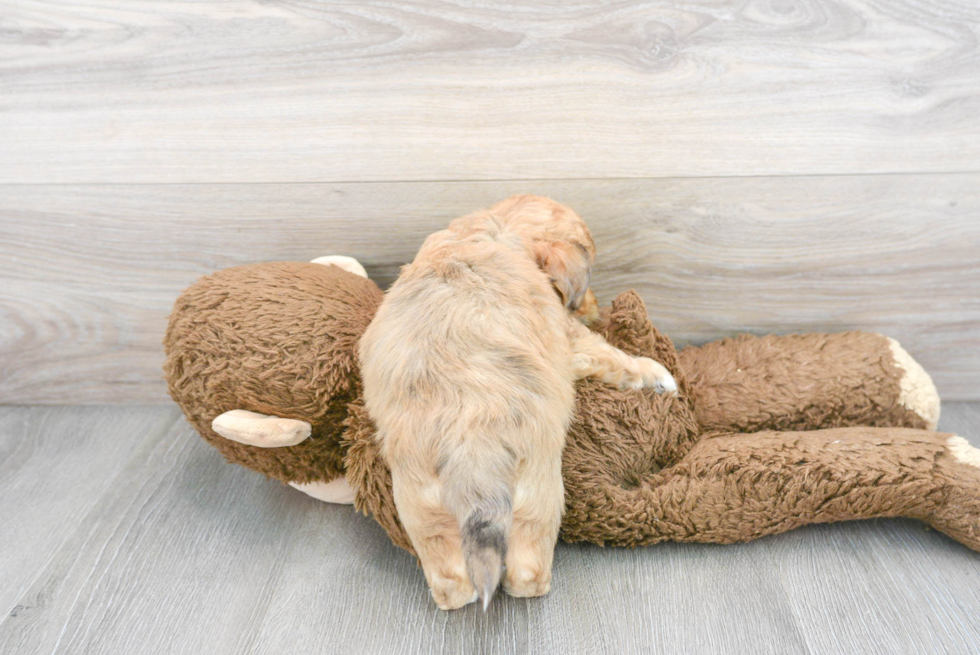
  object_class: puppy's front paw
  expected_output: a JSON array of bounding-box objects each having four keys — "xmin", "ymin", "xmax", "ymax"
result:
[
  {"xmin": 430, "ymin": 572, "xmax": 478, "ymax": 611},
  {"xmin": 627, "ymin": 357, "xmax": 678, "ymax": 394},
  {"xmin": 571, "ymin": 353, "xmax": 599, "ymax": 379}
]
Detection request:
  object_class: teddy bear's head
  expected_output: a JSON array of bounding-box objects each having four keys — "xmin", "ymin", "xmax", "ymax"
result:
[{"xmin": 164, "ymin": 262, "xmax": 384, "ymax": 485}]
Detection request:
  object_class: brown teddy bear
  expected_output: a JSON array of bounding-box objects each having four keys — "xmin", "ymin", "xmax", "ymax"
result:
[{"xmin": 164, "ymin": 256, "xmax": 980, "ymax": 569}]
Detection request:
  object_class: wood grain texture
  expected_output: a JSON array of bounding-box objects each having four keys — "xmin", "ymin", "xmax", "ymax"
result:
[
  {"xmin": 0, "ymin": 406, "xmax": 177, "ymax": 616},
  {"xmin": 1, "ymin": 0, "xmax": 979, "ymax": 183},
  {"xmin": 3, "ymin": 403, "xmax": 980, "ymax": 654},
  {"xmin": 1, "ymin": 175, "xmax": 978, "ymax": 403},
  {"xmin": 0, "ymin": 408, "xmax": 315, "ymax": 655},
  {"xmin": 769, "ymin": 403, "xmax": 980, "ymax": 653}
]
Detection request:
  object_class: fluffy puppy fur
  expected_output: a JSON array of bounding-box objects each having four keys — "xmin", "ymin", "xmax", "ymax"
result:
[{"xmin": 358, "ymin": 196, "xmax": 675, "ymax": 610}]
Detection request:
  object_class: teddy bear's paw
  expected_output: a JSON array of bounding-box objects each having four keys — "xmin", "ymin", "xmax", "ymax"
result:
[
  {"xmin": 429, "ymin": 572, "xmax": 478, "ymax": 611},
  {"xmin": 947, "ymin": 436, "xmax": 980, "ymax": 469},
  {"xmin": 888, "ymin": 337, "xmax": 941, "ymax": 430},
  {"xmin": 629, "ymin": 357, "xmax": 678, "ymax": 394},
  {"xmin": 503, "ymin": 566, "xmax": 552, "ymax": 598}
]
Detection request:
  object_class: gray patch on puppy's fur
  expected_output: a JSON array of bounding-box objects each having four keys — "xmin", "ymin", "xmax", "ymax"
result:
[{"xmin": 460, "ymin": 496, "xmax": 511, "ymax": 610}]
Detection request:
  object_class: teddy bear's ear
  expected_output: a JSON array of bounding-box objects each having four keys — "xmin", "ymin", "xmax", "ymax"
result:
[{"xmin": 601, "ymin": 290, "xmax": 684, "ymax": 383}]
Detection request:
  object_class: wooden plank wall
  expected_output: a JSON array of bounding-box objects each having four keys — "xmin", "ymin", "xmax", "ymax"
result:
[{"xmin": 1, "ymin": 1, "xmax": 978, "ymax": 403}]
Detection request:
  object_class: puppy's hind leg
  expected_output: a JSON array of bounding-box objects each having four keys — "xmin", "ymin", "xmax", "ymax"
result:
[
  {"xmin": 440, "ymin": 447, "xmax": 514, "ymax": 610},
  {"xmin": 503, "ymin": 453, "xmax": 564, "ymax": 599},
  {"xmin": 390, "ymin": 466, "xmax": 477, "ymax": 611},
  {"xmin": 567, "ymin": 317, "xmax": 677, "ymax": 392}
]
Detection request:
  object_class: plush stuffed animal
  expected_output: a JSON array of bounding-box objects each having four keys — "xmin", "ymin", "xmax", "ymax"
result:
[{"xmin": 164, "ymin": 256, "xmax": 980, "ymax": 581}]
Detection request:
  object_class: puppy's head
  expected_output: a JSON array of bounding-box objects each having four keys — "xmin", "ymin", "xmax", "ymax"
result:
[
  {"xmin": 573, "ymin": 288, "xmax": 600, "ymax": 326},
  {"xmin": 490, "ymin": 195, "xmax": 596, "ymax": 311}
]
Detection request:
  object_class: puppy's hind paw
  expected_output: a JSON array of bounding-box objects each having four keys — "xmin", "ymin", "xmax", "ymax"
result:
[
  {"xmin": 504, "ymin": 567, "xmax": 552, "ymax": 598},
  {"xmin": 430, "ymin": 573, "xmax": 478, "ymax": 611}
]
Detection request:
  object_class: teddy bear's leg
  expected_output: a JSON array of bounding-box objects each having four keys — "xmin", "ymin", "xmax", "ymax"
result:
[
  {"xmin": 677, "ymin": 332, "xmax": 939, "ymax": 433},
  {"xmin": 211, "ymin": 409, "xmax": 312, "ymax": 447},
  {"xmin": 562, "ymin": 426, "xmax": 980, "ymax": 552},
  {"xmin": 927, "ymin": 435, "xmax": 980, "ymax": 550},
  {"xmin": 288, "ymin": 478, "xmax": 356, "ymax": 504},
  {"xmin": 309, "ymin": 255, "xmax": 368, "ymax": 278}
]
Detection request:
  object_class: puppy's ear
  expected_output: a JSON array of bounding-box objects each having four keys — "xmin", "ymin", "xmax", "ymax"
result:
[{"xmin": 535, "ymin": 241, "xmax": 593, "ymax": 310}]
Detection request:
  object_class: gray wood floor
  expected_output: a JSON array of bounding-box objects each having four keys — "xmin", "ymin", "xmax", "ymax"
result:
[{"xmin": 3, "ymin": 404, "xmax": 980, "ymax": 655}]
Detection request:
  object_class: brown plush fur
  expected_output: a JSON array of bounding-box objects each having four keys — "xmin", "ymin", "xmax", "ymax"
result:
[
  {"xmin": 679, "ymin": 332, "xmax": 928, "ymax": 433},
  {"xmin": 164, "ymin": 262, "xmax": 381, "ymax": 484},
  {"xmin": 165, "ymin": 262, "xmax": 980, "ymax": 557}
]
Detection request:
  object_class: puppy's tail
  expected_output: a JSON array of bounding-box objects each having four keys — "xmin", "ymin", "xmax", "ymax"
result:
[{"xmin": 441, "ymin": 449, "xmax": 513, "ymax": 611}]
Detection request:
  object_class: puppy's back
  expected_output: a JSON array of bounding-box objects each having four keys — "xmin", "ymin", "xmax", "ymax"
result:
[{"xmin": 359, "ymin": 218, "xmax": 575, "ymax": 605}]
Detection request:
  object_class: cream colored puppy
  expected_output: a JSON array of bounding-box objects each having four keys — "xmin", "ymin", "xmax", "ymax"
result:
[{"xmin": 358, "ymin": 196, "xmax": 675, "ymax": 611}]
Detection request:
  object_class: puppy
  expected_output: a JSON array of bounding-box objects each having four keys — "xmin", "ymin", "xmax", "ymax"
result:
[{"xmin": 358, "ymin": 195, "xmax": 676, "ymax": 610}]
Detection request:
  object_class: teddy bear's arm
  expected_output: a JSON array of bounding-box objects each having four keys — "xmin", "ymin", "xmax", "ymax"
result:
[
  {"xmin": 676, "ymin": 332, "xmax": 940, "ymax": 433},
  {"xmin": 561, "ymin": 426, "xmax": 980, "ymax": 553}
]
